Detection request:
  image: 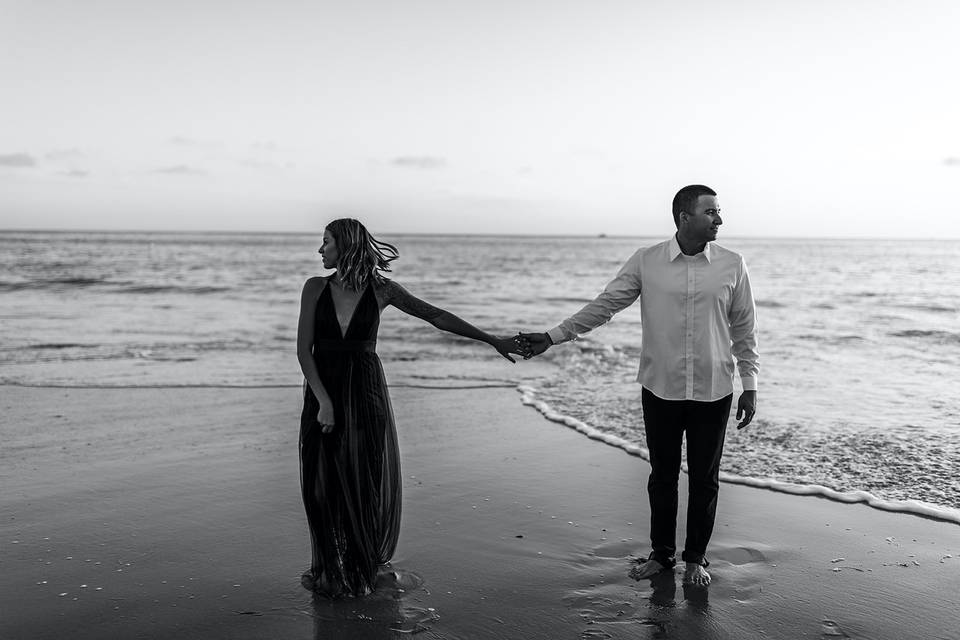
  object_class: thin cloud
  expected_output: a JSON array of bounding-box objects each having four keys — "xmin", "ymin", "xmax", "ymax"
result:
[
  {"xmin": 391, "ymin": 156, "xmax": 447, "ymax": 169},
  {"xmin": 250, "ymin": 141, "xmax": 281, "ymax": 152},
  {"xmin": 168, "ymin": 136, "xmax": 221, "ymax": 149},
  {"xmin": 60, "ymin": 169, "xmax": 89, "ymax": 178},
  {"xmin": 46, "ymin": 148, "xmax": 85, "ymax": 161},
  {"xmin": 240, "ymin": 158, "xmax": 294, "ymax": 170},
  {"xmin": 0, "ymin": 153, "xmax": 36, "ymax": 167},
  {"xmin": 154, "ymin": 165, "xmax": 207, "ymax": 176},
  {"xmin": 944, "ymin": 157, "xmax": 960, "ymax": 166}
]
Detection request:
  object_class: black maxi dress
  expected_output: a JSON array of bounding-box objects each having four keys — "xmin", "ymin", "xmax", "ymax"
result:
[{"xmin": 299, "ymin": 281, "xmax": 401, "ymax": 596}]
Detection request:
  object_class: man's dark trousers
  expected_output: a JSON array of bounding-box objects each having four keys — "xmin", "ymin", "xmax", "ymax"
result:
[{"xmin": 641, "ymin": 387, "xmax": 733, "ymax": 567}]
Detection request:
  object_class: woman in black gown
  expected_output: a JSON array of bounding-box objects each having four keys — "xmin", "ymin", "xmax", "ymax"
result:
[{"xmin": 296, "ymin": 218, "xmax": 525, "ymax": 597}]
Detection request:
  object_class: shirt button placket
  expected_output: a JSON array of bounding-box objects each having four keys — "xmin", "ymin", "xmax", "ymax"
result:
[{"xmin": 686, "ymin": 261, "xmax": 695, "ymax": 398}]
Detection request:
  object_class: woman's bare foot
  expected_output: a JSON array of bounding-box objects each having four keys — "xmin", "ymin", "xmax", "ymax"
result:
[
  {"xmin": 302, "ymin": 570, "xmax": 347, "ymax": 597},
  {"xmin": 683, "ymin": 562, "xmax": 711, "ymax": 586},
  {"xmin": 300, "ymin": 570, "xmax": 318, "ymax": 591},
  {"xmin": 631, "ymin": 556, "xmax": 669, "ymax": 579}
]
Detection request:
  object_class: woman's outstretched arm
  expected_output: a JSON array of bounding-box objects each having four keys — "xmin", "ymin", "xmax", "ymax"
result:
[
  {"xmin": 384, "ymin": 280, "xmax": 527, "ymax": 362},
  {"xmin": 297, "ymin": 277, "xmax": 336, "ymax": 429}
]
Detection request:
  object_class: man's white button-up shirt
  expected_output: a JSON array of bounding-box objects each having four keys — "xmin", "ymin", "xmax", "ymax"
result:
[{"xmin": 546, "ymin": 235, "xmax": 759, "ymax": 402}]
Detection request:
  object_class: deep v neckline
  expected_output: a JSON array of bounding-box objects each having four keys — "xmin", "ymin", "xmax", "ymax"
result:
[{"xmin": 326, "ymin": 280, "xmax": 369, "ymax": 339}]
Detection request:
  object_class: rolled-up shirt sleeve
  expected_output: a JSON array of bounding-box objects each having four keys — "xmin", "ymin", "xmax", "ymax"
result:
[
  {"xmin": 729, "ymin": 257, "xmax": 759, "ymax": 391},
  {"xmin": 547, "ymin": 250, "xmax": 643, "ymax": 344}
]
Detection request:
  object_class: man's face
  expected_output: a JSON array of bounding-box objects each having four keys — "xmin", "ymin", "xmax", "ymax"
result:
[{"xmin": 684, "ymin": 195, "xmax": 722, "ymax": 243}]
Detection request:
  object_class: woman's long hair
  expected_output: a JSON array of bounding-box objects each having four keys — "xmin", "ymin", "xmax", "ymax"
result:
[{"xmin": 325, "ymin": 218, "xmax": 399, "ymax": 291}]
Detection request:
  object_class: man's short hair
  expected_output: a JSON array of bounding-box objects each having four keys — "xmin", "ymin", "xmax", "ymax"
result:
[{"xmin": 672, "ymin": 185, "xmax": 717, "ymax": 227}]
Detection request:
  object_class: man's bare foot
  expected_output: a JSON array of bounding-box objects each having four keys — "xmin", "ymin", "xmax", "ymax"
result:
[
  {"xmin": 631, "ymin": 557, "xmax": 669, "ymax": 579},
  {"xmin": 683, "ymin": 562, "xmax": 711, "ymax": 586}
]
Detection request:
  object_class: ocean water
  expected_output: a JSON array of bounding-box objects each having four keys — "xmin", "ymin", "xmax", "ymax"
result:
[{"xmin": 2, "ymin": 231, "xmax": 959, "ymax": 522}]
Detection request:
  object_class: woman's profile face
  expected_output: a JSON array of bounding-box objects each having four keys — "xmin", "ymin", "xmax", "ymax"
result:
[{"xmin": 319, "ymin": 229, "xmax": 339, "ymax": 269}]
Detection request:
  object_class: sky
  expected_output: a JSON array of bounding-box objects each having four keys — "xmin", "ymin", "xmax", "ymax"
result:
[{"xmin": 1, "ymin": 0, "xmax": 959, "ymax": 237}]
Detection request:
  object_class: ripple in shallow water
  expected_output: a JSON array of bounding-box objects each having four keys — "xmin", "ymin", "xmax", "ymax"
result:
[{"xmin": 526, "ymin": 341, "xmax": 960, "ymax": 515}]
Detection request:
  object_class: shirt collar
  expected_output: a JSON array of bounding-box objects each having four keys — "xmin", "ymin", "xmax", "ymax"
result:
[{"xmin": 669, "ymin": 234, "xmax": 712, "ymax": 263}]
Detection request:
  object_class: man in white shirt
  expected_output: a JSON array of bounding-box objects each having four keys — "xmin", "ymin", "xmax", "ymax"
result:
[{"xmin": 519, "ymin": 185, "xmax": 759, "ymax": 587}]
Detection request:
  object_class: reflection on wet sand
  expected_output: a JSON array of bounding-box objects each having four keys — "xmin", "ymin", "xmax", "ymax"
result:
[
  {"xmin": 309, "ymin": 566, "xmax": 438, "ymax": 639},
  {"xmin": 638, "ymin": 570, "xmax": 716, "ymax": 640},
  {"xmin": 556, "ymin": 547, "xmax": 724, "ymax": 639}
]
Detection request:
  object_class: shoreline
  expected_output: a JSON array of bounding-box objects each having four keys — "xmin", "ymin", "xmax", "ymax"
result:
[
  {"xmin": 2, "ymin": 385, "xmax": 958, "ymax": 639},
  {"xmin": 518, "ymin": 385, "xmax": 960, "ymax": 526},
  {"xmin": 5, "ymin": 380, "xmax": 960, "ymax": 526}
]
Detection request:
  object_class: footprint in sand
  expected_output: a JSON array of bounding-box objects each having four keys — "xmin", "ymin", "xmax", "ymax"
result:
[
  {"xmin": 709, "ymin": 544, "xmax": 769, "ymax": 566},
  {"xmin": 391, "ymin": 604, "xmax": 440, "ymax": 635},
  {"xmin": 579, "ymin": 629, "xmax": 614, "ymax": 639},
  {"xmin": 821, "ymin": 619, "xmax": 851, "ymax": 637},
  {"xmin": 374, "ymin": 567, "xmax": 425, "ymax": 593},
  {"xmin": 590, "ymin": 539, "xmax": 643, "ymax": 560},
  {"xmin": 701, "ymin": 543, "xmax": 772, "ymax": 602},
  {"xmin": 374, "ymin": 568, "xmax": 441, "ymax": 634}
]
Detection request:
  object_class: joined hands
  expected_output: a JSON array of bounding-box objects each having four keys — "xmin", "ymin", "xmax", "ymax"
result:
[
  {"xmin": 491, "ymin": 332, "xmax": 552, "ymax": 362},
  {"xmin": 516, "ymin": 332, "xmax": 552, "ymax": 359}
]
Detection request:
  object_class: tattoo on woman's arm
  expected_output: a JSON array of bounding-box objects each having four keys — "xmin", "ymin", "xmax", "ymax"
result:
[{"xmin": 389, "ymin": 282, "xmax": 444, "ymax": 321}]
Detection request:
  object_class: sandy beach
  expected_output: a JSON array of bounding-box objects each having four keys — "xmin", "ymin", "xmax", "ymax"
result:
[{"xmin": 2, "ymin": 384, "xmax": 958, "ymax": 640}]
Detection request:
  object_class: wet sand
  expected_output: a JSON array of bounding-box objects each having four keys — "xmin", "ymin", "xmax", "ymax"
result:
[{"xmin": 2, "ymin": 385, "xmax": 958, "ymax": 639}]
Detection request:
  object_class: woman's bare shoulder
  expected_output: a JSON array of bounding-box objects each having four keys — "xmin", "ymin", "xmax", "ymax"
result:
[
  {"xmin": 301, "ymin": 275, "xmax": 330, "ymax": 297},
  {"xmin": 376, "ymin": 276, "xmax": 408, "ymax": 291}
]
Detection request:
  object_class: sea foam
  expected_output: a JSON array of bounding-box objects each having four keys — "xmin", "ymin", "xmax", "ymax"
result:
[{"xmin": 516, "ymin": 385, "xmax": 960, "ymax": 526}]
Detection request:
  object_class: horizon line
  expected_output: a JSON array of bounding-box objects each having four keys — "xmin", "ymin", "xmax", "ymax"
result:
[{"xmin": 0, "ymin": 227, "xmax": 957, "ymax": 242}]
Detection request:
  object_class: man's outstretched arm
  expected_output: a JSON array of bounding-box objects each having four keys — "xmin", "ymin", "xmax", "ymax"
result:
[{"xmin": 519, "ymin": 249, "xmax": 644, "ymax": 358}]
